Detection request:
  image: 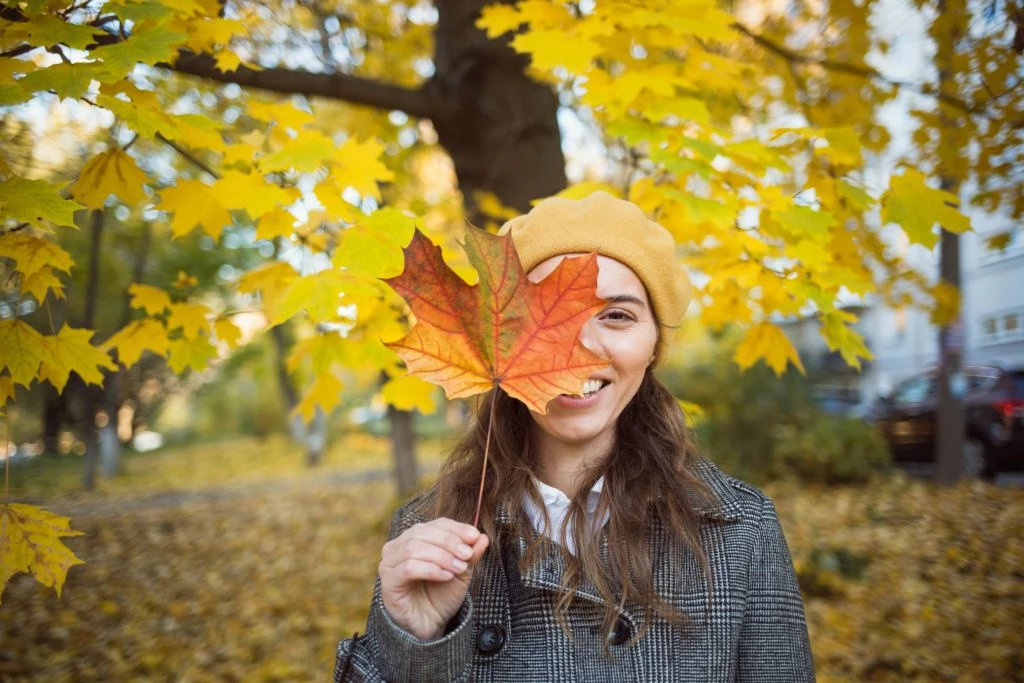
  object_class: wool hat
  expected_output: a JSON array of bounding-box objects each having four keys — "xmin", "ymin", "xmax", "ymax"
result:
[{"xmin": 499, "ymin": 191, "xmax": 692, "ymax": 364}]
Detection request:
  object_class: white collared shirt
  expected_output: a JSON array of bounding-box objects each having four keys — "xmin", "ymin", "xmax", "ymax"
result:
[{"xmin": 521, "ymin": 476, "xmax": 608, "ymax": 555}]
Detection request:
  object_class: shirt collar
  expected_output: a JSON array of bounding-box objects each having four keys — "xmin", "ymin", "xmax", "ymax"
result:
[{"xmin": 498, "ymin": 457, "xmax": 743, "ymax": 526}]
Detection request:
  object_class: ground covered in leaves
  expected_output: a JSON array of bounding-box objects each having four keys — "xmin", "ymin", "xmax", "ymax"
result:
[{"xmin": 2, "ymin": 436, "xmax": 1022, "ymax": 681}]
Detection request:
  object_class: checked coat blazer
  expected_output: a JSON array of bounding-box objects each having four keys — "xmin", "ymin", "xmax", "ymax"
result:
[{"xmin": 333, "ymin": 458, "xmax": 815, "ymax": 682}]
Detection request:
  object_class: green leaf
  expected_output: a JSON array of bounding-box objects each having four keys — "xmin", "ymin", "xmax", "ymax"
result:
[
  {"xmin": 0, "ymin": 176, "xmax": 84, "ymax": 227},
  {"xmin": 882, "ymin": 169, "xmax": 971, "ymax": 248},
  {"xmin": 92, "ymin": 26, "xmax": 188, "ymax": 75},
  {"xmin": 774, "ymin": 206, "xmax": 836, "ymax": 239},
  {"xmin": 24, "ymin": 14, "xmax": 103, "ymax": 50},
  {"xmin": 333, "ymin": 208, "xmax": 415, "ymax": 278},
  {"xmin": 17, "ymin": 62, "xmax": 115, "ymax": 100}
]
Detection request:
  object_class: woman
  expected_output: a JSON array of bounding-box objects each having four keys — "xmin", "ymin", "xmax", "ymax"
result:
[{"xmin": 334, "ymin": 192, "xmax": 815, "ymax": 682}]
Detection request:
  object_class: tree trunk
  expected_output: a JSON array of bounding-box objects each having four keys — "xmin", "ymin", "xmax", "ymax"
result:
[
  {"xmin": 270, "ymin": 323, "xmax": 328, "ymax": 466},
  {"xmin": 378, "ymin": 0, "xmax": 569, "ymax": 495},
  {"xmin": 388, "ymin": 403, "xmax": 419, "ymax": 497},
  {"xmin": 432, "ymin": 0, "xmax": 567, "ymax": 220},
  {"xmin": 933, "ymin": 0, "xmax": 967, "ymax": 485},
  {"xmin": 80, "ymin": 209, "xmax": 106, "ymax": 491}
]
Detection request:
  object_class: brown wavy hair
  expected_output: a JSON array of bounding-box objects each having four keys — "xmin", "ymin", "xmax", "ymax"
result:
[{"xmin": 423, "ymin": 369, "xmax": 717, "ymax": 645}]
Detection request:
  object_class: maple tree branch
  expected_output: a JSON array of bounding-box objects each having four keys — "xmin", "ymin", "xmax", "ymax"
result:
[
  {"xmin": 168, "ymin": 52, "xmax": 435, "ymax": 119},
  {"xmin": 732, "ymin": 22, "xmax": 1021, "ymax": 124},
  {"xmin": 155, "ymin": 132, "xmax": 220, "ymax": 180}
]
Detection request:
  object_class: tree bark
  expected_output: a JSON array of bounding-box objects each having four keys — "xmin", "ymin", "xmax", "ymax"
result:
[
  {"xmin": 80, "ymin": 209, "xmax": 106, "ymax": 492},
  {"xmin": 388, "ymin": 403, "xmax": 419, "ymax": 497},
  {"xmin": 933, "ymin": 0, "xmax": 967, "ymax": 485},
  {"xmin": 432, "ymin": 0, "xmax": 567, "ymax": 219},
  {"xmin": 269, "ymin": 324, "xmax": 329, "ymax": 466}
]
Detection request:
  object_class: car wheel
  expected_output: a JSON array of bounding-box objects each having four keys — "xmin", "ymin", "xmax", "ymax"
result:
[{"xmin": 963, "ymin": 438, "xmax": 993, "ymax": 479}]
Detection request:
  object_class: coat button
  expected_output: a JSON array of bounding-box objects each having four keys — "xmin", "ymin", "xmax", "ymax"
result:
[
  {"xmin": 608, "ymin": 616, "xmax": 630, "ymax": 646},
  {"xmin": 478, "ymin": 625, "xmax": 505, "ymax": 655}
]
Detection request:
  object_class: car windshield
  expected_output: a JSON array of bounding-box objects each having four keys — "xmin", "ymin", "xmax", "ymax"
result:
[{"xmin": 892, "ymin": 376, "xmax": 936, "ymax": 405}]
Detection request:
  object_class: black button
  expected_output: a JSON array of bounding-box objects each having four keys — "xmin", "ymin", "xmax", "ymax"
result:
[
  {"xmin": 478, "ymin": 625, "xmax": 505, "ymax": 655},
  {"xmin": 608, "ymin": 616, "xmax": 630, "ymax": 646}
]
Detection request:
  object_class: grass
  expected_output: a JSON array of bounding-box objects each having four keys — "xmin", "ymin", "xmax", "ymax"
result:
[{"xmin": 4, "ymin": 430, "xmax": 450, "ymax": 501}]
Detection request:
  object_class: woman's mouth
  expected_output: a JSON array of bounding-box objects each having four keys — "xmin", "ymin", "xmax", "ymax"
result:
[
  {"xmin": 576, "ymin": 378, "xmax": 608, "ymax": 398},
  {"xmin": 553, "ymin": 379, "xmax": 610, "ymax": 408}
]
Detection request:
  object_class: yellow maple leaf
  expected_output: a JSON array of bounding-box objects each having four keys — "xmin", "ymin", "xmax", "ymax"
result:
[
  {"xmin": 103, "ymin": 318, "xmax": 170, "ymax": 366},
  {"xmin": 314, "ymin": 180, "xmax": 361, "ymax": 224},
  {"xmin": 272, "ymin": 270, "xmax": 347, "ymax": 324},
  {"xmin": 167, "ymin": 334, "xmax": 217, "ymax": 373},
  {"xmin": 213, "ymin": 49, "xmax": 243, "ymax": 73},
  {"xmin": 173, "ymin": 271, "xmax": 198, "ymax": 289},
  {"xmin": 292, "ymin": 373, "xmax": 344, "ymax": 423},
  {"xmin": 734, "ymin": 322, "xmax": 806, "ymax": 375},
  {"xmin": 0, "ymin": 502, "xmax": 84, "ymax": 605},
  {"xmin": 255, "ymin": 207, "xmax": 297, "ymax": 241},
  {"xmin": 286, "ymin": 331, "xmax": 348, "ymax": 375},
  {"xmin": 19, "ymin": 266, "xmax": 65, "ymax": 303},
  {"xmin": 68, "ymin": 149, "xmax": 149, "ymax": 210},
  {"xmin": 333, "ymin": 207, "xmax": 415, "ymax": 278},
  {"xmin": 236, "ymin": 261, "xmax": 299, "ymax": 316},
  {"xmin": 0, "ymin": 377, "xmax": 15, "ymax": 404},
  {"xmin": 882, "ymin": 169, "xmax": 972, "ymax": 248},
  {"xmin": 0, "ymin": 233, "xmax": 74, "ymax": 279},
  {"xmin": 182, "ymin": 17, "xmax": 244, "ymax": 51},
  {"xmin": 820, "ymin": 310, "xmax": 874, "ymax": 370},
  {"xmin": 215, "ymin": 170, "xmax": 300, "ymax": 219},
  {"xmin": 929, "ymin": 282, "xmax": 961, "ymax": 326},
  {"xmin": 260, "ymin": 129, "xmax": 337, "ymax": 173},
  {"xmin": 167, "ymin": 302, "xmax": 211, "ymax": 339},
  {"xmin": 39, "ymin": 325, "xmax": 116, "ymax": 393},
  {"xmin": 213, "ymin": 318, "xmax": 242, "ymax": 349},
  {"xmin": 379, "ymin": 375, "xmax": 437, "ymax": 414},
  {"xmin": 128, "ymin": 283, "xmax": 172, "ymax": 315},
  {"xmin": 0, "ymin": 320, "xmax": 46, "ymax": 387},
  {"xmin": 330, "ymin": 137, "xmax": 395, "ymax": 201},
  {"xmin": 247, "ymin": 100, "xmax": 314, "ymax": 131},
  {"xmin": 512, "ymin": 30, "xmax": 600, "ymax": 73},
  {"xmin": 157, "ymin": 179, "xmax": 233, "ymax": 239}
]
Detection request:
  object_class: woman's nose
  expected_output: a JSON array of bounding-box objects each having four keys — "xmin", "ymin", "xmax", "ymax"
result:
[{"xmin": 578, "ymin": 318, "xmax": 600, "ymax": 354}]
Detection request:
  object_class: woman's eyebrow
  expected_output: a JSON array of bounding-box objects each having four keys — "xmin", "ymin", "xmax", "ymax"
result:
[{"xmin": 602, "ymin": 294, "xmax": 648, "ymax": 308}]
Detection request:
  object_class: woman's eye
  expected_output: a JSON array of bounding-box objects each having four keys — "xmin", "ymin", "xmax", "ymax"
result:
[{"xmin": 601, "ymin": 309, "xmax": 636, "ymax": 322}]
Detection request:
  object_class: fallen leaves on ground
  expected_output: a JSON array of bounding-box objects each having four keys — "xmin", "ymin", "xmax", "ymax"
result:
[
  {"xmin": 772, "ymin": 473, "xmax": 1024, "ymax": 682},
  {"xmin": 0, "ymin": 478, "xmax": 395, "ymax": 681},
  {"xmin": 0, "ymin": 444, "xmax": 1020, "ymax": 681}
]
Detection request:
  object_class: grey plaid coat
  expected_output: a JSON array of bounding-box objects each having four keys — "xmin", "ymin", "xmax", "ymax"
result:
[{"xmin": 334, "ymin": 458, "xmax": 815, "ymax": 682}]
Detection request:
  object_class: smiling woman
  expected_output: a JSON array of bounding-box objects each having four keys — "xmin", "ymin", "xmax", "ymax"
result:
[{"xmin": 334, "ymin": 192, "xmax": 814, "ymax": 682}]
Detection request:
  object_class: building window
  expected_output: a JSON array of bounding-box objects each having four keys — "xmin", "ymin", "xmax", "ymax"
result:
[{"xmin": 980, "ymin": 308, "xmax": 1024, "ymax": 346}]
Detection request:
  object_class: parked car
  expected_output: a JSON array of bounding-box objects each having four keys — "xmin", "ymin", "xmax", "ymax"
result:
[{"xmin": 865, "ymin": 365, "xmax": 1024, "ymax": 478}]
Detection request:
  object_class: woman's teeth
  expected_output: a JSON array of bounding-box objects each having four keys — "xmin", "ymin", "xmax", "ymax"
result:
[{"xmin": 580, "ymin": 379, "xmax": 605, "ymax": 398}]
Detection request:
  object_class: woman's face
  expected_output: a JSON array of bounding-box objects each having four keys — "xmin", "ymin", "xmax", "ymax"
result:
[{"xmin": 526, "ymin": 254, "xmax": 659, "ymax": 456}]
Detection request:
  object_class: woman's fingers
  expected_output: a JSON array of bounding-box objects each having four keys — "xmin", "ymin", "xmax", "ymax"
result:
[
  {"xmin": 384, "ymin": 557, "xmax": 455, "ymax": 583},
  {"xmin": 468, "ymin": 532, "xmax": 489, "ymax": 564},
  {"xmin": 382, "ymin": 521, "xmax": 477, "ymax": 568},
  {"xmin": 428, "ymin": 518, "xmax": 482, "ymax": 545}
]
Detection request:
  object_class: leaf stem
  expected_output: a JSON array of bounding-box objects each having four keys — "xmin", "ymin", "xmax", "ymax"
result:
[{"xmin": 472, "ymin": 389, "xmax": 497, "ymax": 529}]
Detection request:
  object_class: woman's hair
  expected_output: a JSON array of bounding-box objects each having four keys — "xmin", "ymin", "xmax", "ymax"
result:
[{"xmin": 425, "ymin": 369, "xmax": 718, "ymax": 645}]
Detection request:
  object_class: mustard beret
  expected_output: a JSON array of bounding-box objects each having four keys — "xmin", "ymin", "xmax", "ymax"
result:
[{"xmin": 499, "ymin": 191, "xmax": 692, "ymax": 364}]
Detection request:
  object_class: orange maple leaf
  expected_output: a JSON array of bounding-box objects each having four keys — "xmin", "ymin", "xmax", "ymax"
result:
[{"xmin": 384, "ymin": 226, "xmax": 610, "ymax": 414}]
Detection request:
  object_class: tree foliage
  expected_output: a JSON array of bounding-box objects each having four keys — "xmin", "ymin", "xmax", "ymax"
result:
[{"xmin": 1, "ymin": 0, "xmax": 1020, "ymax": 599}]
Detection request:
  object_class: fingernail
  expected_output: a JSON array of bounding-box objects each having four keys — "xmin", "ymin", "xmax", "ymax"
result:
[
  {"xmin": 452, "ymin": 558, "xmax": 468, "ymax": 572},
  {"xmin": 457, "ymin": 544, "xmax": 473, "ymax": 559}
]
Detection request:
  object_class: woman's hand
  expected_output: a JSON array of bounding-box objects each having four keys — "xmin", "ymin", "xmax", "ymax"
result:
[{"xmin": 379, "ymin": 518, "xmax": 489, "ymax": 642}]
